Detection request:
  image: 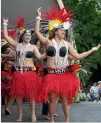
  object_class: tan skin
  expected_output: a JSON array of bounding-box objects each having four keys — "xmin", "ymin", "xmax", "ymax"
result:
[
  {"xmin": 36, "ymin": 41, "xmax": 74, "ymax": 121},
  {"xmin": 3, "ymin": 17, "xmax": 46, "ymax": 122},
  {"xmin": 35, "ymin": 8, "xmax": 101, "ymax": 122}
]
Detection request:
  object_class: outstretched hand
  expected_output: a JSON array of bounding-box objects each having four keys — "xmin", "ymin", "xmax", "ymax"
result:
[
  {"xmin": 37, "ymin": 7, "xmax": 42, "ymax": 17},
  {"xmin": 3, "ymin": 17, "xmax": 8, "ymax": 23},
  {"xmin": 92, "ymin": 44, "xmax": 101, "ymax": 52}
]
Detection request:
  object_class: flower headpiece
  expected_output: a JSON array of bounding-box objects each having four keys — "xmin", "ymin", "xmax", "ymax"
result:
[
  {"xmin": 16, "ymin": 16, "xmax": 32, "ymax": 39},
  {"xmin": 41, "ymin": 6, "xmax": 72, "ymax": 31}
]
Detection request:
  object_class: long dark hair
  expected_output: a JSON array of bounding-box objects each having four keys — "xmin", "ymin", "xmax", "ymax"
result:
[{"xmin": 49, "ymin": 30, "xmax": 55, "ymax": 40}]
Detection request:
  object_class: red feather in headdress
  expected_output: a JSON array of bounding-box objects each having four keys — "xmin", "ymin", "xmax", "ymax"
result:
[
  {"xmin": 42, "ymin": 6, "xmax": 72, "ymax": 23},
  {"xmin": 8, "ymin": 30, "xmax": 16, "ymax": 39},
  {"xmin": 16, "ymin": 16, "xmax": 24, "ymax": 29}
]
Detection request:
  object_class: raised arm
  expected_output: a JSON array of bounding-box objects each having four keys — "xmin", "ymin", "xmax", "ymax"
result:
[
  {"xmin": 34, "ymin": 8, "xmax": 49, "ymax": 44},
  {"xmin": 3, "ymin": 18, "xmax": 18, "ymax": 49},
  {"xmin": 68, "ymin": 42, "xmax": 101, "ymax": 60}
]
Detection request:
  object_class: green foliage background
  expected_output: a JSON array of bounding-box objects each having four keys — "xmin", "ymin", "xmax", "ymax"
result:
[{"xmin": 62, "ymin": 0, "xmax": 101, "ymax": 87}]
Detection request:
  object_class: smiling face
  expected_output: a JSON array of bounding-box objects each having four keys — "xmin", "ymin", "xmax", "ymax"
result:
[
  {"xmin": 54, "ymin": 28, "xmax": 66, "ymax": 39},
  {"xmin": 22, "ymin": 30, "xmax": 31, "ymax": 43}
]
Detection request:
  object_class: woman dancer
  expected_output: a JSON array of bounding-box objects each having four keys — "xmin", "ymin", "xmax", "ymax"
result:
[
  {"xmin": 1, "ymin": 43, "xmax": 15, "ymax": 110},
  {"xmin": 35, "ymin": 7, "xmax": 101, "ymax": 122},
  {"xmin": 3, "ymin": 17, "xmax": 45, "ymax": 122}
]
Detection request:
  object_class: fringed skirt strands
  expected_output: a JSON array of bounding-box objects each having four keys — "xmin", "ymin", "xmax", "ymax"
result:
[
  {"xmin": 10, "ymin": 71, "xmax": 40, "ymax": 100},
  {"xmin": 38, "ymin": 72, "xmax": 80, "ymax": 104}
]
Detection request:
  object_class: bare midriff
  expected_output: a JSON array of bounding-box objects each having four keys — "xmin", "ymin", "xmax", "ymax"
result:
[
  {"xmin": 46, "ymin": 56, "xmax": 68, "ymax": 69},
  {"xmin": 23, "ymin": 58, "xmax": 35, "ymax": 68}
]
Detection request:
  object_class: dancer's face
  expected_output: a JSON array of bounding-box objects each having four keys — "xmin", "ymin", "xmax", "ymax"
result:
[
  {"xmin": 98, "ymin": 83, "xmax": 101, "ymax": 88},
  {"xmin": 55, "ymin": 28, "xmax": 66, "ymax": 39},
  {"xmin": 22, "ymin": 30, "xmax": 31, "ymax": 43}
]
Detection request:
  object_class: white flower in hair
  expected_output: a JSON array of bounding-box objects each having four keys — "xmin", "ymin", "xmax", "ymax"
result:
[
  {"xmin": 26, "ymin": 30, "xmax": 31, "ymax": 33},
  {"xmin": 53, "ymin": 23, "xmax": 59, "ymax": 28},
  {"xmin": 63, "ymin": 21, "xmax": 71, "ymax": 30},
  {"xmin": 20, "ymin": 31, "xmax": 23, "ymax": 34}
]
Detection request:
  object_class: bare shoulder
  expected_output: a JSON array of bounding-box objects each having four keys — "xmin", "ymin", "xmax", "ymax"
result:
[
  {"xmin": 66, "ymin": 42, "xmax": 72, "ymax": 47},
  {"xmin": 46, "ymin": 39, "xmax": 51, "ymax": 45},
  {"xmin": 66, "ymin": 41, "xmax": 70, "ymax": 44},
  {"xmin": 64, "ymin": 40, "xmax": 70, "ymax": 46}
]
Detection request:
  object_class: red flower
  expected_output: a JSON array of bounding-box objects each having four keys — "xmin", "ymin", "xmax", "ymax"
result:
[
  {"xmin": 38, "ymin": 68, "xmax": 43, "ymax": 73},
  {"xmin": 70, "ymin": 64, "xmax": 81, "ymax": 72},
  {"xmin": 36, "ymin": 64, "xmax": 44, "ymax": 73}
]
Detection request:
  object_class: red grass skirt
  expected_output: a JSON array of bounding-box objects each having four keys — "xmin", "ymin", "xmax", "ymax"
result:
[
  {"xmin": 10, "ymin": 71, "xmax": 40, "ymax": 100},
  {"xmin": 38, "ymin": 72, "xmax": 80, "ymax": 104},
  {"xmin": 1, "ymin": 71, "xmax": 11, "ymax": 97}
]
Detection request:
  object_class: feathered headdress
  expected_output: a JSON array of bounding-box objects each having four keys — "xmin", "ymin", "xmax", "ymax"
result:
[
  {"xmin": 41, "ymin": 6, "xmax": 72, "ymax": 31},
  {"xmin": 16, "ymin": 16, "xmax": 26, "ymax": 34}
]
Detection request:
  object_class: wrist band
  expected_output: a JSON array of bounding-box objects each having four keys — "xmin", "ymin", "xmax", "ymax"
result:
[
  {"xmin": 36, "ymin": 16, "xmax": 41, "ymax": 20},
  {"xmin": 3, "ymin": 23, "xmax": 8, "ymax": 26}
]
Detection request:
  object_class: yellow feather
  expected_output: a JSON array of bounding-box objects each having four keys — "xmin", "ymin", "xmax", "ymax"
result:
[{"xmin": 49, "ymin": 19, "xmax": 63, "ymax": 30}]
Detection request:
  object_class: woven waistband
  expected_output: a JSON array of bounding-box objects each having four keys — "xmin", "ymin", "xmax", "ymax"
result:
[
  {"xmin": 47, "ymin": 67, "xmax": 71, "ymax": 74},
  {"xmin": 12, "ymin": 66, "xmax": 35, "ymax": 72}
]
